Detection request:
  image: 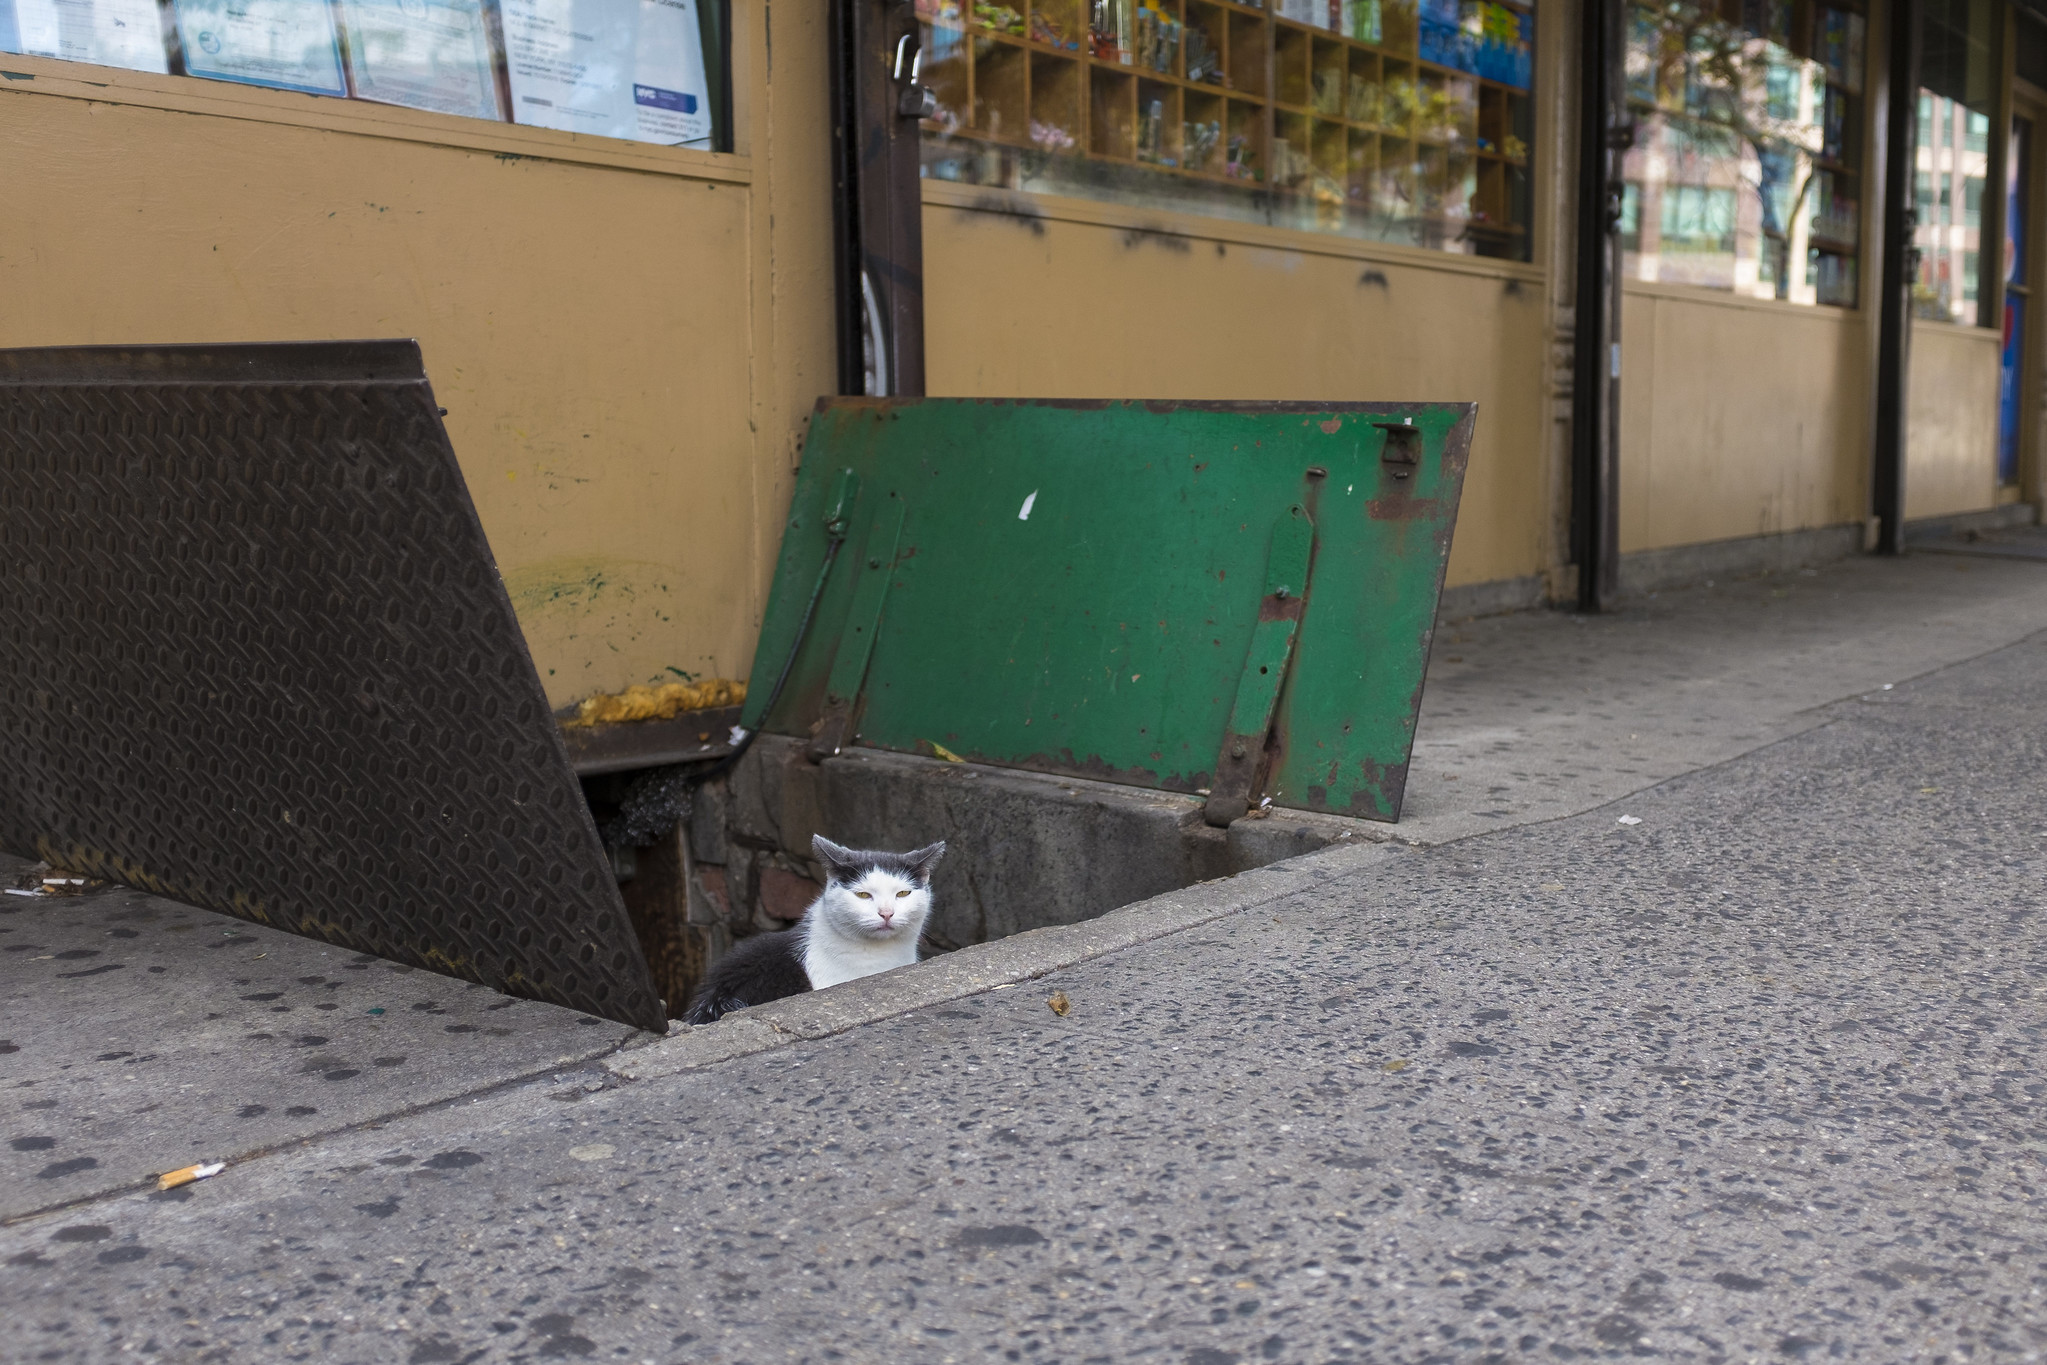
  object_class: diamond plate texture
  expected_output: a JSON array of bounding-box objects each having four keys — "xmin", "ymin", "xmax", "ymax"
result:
[{"xmin": 0, "ymin": 341, "xmax": 666, "ymax": 1031}]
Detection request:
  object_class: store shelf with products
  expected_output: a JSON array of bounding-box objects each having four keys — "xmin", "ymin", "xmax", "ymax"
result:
[{"xmin": 917, "ymin": 0, "xmax": 1536, "ymax": 258}]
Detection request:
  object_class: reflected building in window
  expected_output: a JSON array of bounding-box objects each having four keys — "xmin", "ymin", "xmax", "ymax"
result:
[
  {"xmin": 1619, "ymin": 0, "xmax": 1864, "ymax": 308},
  {"xmin": 1913, "ymin": 0, "xmax": 1999, "ymax": 324}
]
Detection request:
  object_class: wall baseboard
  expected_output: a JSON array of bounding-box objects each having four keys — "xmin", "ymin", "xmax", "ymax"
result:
[
  {"xmin": 1903, "ymin": 503, "xmax": 2037, "ymax": 543},
  {"xmin": 1617, "ymin": 523, "xmax": 1865, "ymax": 597},
  {"xmin": 1437, "ymin": 573, "xmax": 1549, "ymax": 622},
  {"xmin": 1441, "ymin": 520, "xmax": 1892, "ymax": 622}
]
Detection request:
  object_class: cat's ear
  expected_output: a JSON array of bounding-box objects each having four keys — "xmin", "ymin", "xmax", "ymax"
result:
[
  {"xmin": 903, "ymin": 841, "xmax": 946, "ymax": 884},
  {"xmin": 812, "ymin": 834, "xmax": 861, "ymax": 883}
]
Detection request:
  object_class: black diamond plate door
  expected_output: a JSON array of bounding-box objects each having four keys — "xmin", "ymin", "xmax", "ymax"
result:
[{"xmin": 0, "ymin": 341, "xmax": 667, "ymax": 1031}]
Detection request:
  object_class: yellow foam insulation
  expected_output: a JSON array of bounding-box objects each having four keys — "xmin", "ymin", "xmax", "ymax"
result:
[{"xmin": 562, "ymin": 678, "xmax": 747, "ymax": 729}]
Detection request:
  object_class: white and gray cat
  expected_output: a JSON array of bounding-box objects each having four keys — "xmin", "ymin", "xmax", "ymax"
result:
[{"xmin": 681, "ymin": 834, "xmax": 945, "ymax": 1025}]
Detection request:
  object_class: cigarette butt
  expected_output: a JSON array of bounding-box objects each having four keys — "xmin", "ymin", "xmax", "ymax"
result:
[{"xmin": 156, "ymin": 1161, "xmax": 225, "ymax": 1191}]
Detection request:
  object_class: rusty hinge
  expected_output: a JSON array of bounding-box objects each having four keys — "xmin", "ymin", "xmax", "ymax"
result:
[
  {"xmin": 807, "ymin": 495, "xmax": 907, "ymax": 761},
  {"xmin": 1375, "ymin": 421, "xmax": 1421, "ymax": 478},
  {"xmin": 1203, "ymin": 503, "xmax": 1315, "ymax": 826}
]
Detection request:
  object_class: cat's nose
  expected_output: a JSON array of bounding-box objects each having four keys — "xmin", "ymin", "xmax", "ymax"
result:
[{"xmin": 877, "ymin": 908, "xmax": 895, "ymax": 925}]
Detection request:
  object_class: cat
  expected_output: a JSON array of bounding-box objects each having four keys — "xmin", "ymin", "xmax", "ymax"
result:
[{"xmin": 680, "ymin": 834, "xmax": 945, "ymax": 1025}]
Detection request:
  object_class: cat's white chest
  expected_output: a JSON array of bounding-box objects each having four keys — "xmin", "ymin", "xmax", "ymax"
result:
[{"xmin": 801, "ymin": 920, "xmax": 919, "ymax": 990}]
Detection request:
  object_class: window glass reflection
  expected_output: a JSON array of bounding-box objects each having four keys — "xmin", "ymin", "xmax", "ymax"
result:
[
  {"xmin": 1621, "ymin": 0, "xmax": 1865, "ymax": 307},
  {"xmin": 1913, "ymin": 0, "xmax": 1999, "ymax": 323},
  {"xmin": 0, "ymin": 0, "xmax": 727, "ymax": 149},
  {"xmin": 1912, "ymin": 95, "xmax": 1988, "ymax": 323},
  {"xmin": 0, "ymin": 0, "xmax": 169, "ymax": 73},
  {"xmin": 919, "ymin": 0, "xmax": 1538, "ymax": 262}
]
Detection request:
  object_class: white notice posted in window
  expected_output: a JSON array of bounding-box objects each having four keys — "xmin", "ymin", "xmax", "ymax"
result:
[
  {"xmin": 501, "ymin": 0, "xmax": 710, "ymax": 146},
  {"xmin": 338, "ymin": 0, "xmax": 502, "ymax": 121},
  {"xmin": 0, "ymin": 0, "xmax": 169, "ymax": 73},
  {"xmin": 172, "ymin": 0, "xmax": 346, "ymax": 95}
]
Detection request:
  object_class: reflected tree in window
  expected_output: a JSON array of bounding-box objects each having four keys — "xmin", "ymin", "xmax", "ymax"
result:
[{"xmin": 1622, "ymin": 0, "xmax": 1863, "ymax": 305}]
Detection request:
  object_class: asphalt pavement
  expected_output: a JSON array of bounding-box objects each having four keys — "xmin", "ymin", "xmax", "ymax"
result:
[{"xmin": 4, "ymin": 566, "xmax": 2045, "ymax": 1363}]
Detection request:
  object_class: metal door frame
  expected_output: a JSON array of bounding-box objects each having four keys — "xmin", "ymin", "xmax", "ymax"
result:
[
  {"xmin": 2010, "ymin": 82, "xmax": 2047, "ymax": 508},
  {"xmin": 1571, "ymin": 0, "xmax": 1626, "ymax": 610},
  {"xmin": 830, "ymin": 0, "xmax": 930, "ymax": 399}
]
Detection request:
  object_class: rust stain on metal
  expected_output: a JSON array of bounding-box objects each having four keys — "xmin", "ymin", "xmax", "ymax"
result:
[
  {"xmin": 999, "ymin": 746, "xmax": 1214, "ymax": 795},
  {"xmin": 1256, "ymin": 594, "xmax": 1307, "ymax": 623},
  {"xmin": 1366, "ymin": 496, "xmax": 1441, "ymax": 521},
  {"xmin": 1348, "ymin": 757, "xmax": 1409, "ymax": 817}
]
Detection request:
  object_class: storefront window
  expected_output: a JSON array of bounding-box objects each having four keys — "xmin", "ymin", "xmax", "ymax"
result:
[
  {"xmin": 918, "ymin": 0, "xmax": 1539, "ymax": 262},
  {"xmin": 1619, "ymin": 0, "xmax": 1865, "ymax": 306},
  {"xmin": 0, "ymin": 0, "xmax": 730, "ymax": 149},
  {"xmin": 1913, "ymin": 0, "xmax": 1999, "ymax": 324}
]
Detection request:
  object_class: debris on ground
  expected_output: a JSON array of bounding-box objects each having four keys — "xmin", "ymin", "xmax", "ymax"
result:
[
  {"xmin": 1047, "ymin": 992, "xmax": 1070, "ymax": 1017},
  {"xmin": 7, "ymin": 864, "xmax": 104, "ymax": 896},
  {"xmin": 157, "ymin": 1161, "xmax": 225, "ymax": 1191},
  {"xmin": 928, "ymin": 741, "xmax": 965, "ymax": 763},
  {"xmin": 562, "ymin": 679, "xmax": 746, "ymax": 729},
  {"xmin": 593, "ymin": 761, "xmax": 702, "ymax": 848},
  {"xmin": 1616, "ymin": 815, "xmax": 1643, "ymax": 826}
]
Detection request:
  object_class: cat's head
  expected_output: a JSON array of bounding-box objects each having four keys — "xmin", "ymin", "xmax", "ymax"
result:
[{"xmin": 809, "ymin": 835, "xmax": 946, "ymax": 945}]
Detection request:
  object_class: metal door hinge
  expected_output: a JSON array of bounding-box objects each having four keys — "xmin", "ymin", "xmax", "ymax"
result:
[
  {"xmin": 808, "ymin": 497, "xmax": 907, "ymax": 761},
  {"xmin": 1376, "ymin": 422, "xmax": 1421, "ymax": 479},
  {"xmin": 1203, "ymin": 504, "xmax": 1315, "ymax": 827}
]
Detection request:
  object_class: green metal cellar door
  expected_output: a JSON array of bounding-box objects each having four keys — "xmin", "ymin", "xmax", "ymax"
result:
[{"xmin": 744, "ymin": 398, "xmax": 1475, "ymax": 825}]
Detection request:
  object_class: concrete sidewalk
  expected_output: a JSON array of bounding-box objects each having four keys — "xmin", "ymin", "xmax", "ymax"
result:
[
  {"xmin": 0, "ymin": 873, "xmax": 635, "ymax": 1222},
  {"xmin": 1400, "ymin": 549, "xmax": 2047, "ymax": 844},
  {"xmin": 3, "ymin": 550, "xmax": 2046, "ymax": 1363}
]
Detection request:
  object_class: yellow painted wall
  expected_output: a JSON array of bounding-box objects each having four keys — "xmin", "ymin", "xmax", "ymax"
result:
[
  {"xmin": 1617, "ymin": 283, "xmax": 1869, "ymax": 552},
  {"xmin": 9, "ymin": 0, "xmax": 2002, "ymax": 691},
  {"xmin": 0, "ymin": 0, "xmax": 836, "ymax": 711},
  {"xmin": 1905, "ymin": 322, "xmax": 2003, "ymax": 519},
  {"xmin": 920, "ymin": 183, "xmax": 1556, "ymax": 590}
]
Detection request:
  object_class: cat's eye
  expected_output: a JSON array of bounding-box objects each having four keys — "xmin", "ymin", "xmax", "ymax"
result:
[
  {"xmin": 854, "ymin": 891, "xmax": 872, "ymax": 899},
  {"xmin": 896, "ymin": 889, "xmax": 911, "ymax": 898}
]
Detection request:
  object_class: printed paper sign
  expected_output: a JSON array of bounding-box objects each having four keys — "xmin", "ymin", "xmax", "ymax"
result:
[
  {"xmin": 172, "ymin": 0, "xmax": 346, "ymax": 95},
  {"xmin": 0, "ymin": 0, "xmax": 169, "ymax": 73},
  {"xmin": 338, "ymin": 0, "xmax": 501, "ymax": 120},
  {"xmin": 502, "ymin": 0, "xmax": 711, "ymax": 146}
]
